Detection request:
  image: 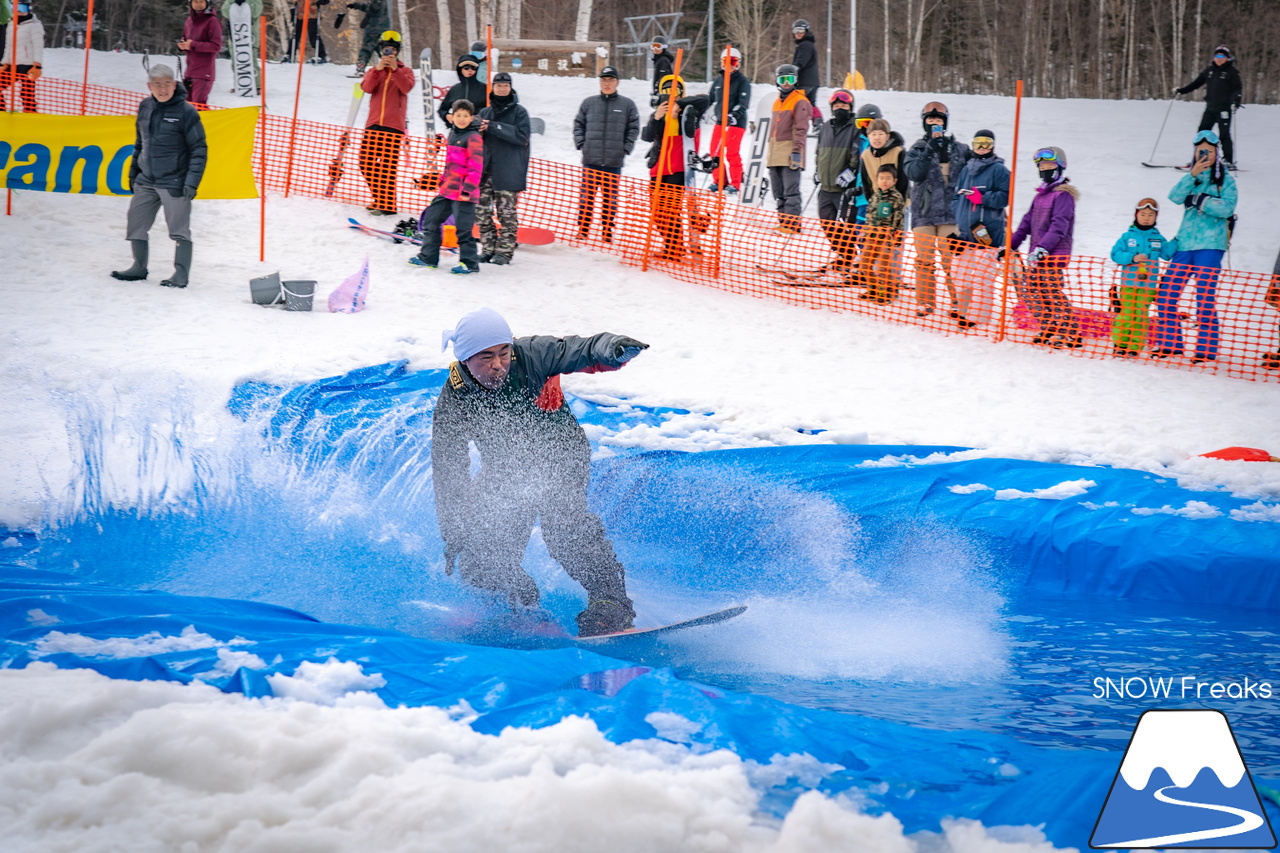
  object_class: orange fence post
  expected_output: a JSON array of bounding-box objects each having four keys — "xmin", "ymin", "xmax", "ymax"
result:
[
  {"xmin": 283, "ymin": 0, "xmax": 313, "ymax": 197},
  {"xmin": 259, "ymin": 15, "xmax": 268, "ymax": 262},
  {"xmin": 640, "ymin": 48, "xmax": 682, "ymax": 273},
  {"xmin": 485, "ymin": 24, "xmax": 492, "ymax": 97},
  {"xmin": 79, "ymin": 0, "xmax": 95, "ymax": 115},
  {"xmin": 996, "ymin": 79, "xmax": 1023, "ymax": 342}
]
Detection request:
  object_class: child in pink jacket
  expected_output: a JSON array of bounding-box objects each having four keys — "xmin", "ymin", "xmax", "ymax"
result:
[{"xmin": 411, "ymin": 100, "xmax": 484, "ymax": 274}]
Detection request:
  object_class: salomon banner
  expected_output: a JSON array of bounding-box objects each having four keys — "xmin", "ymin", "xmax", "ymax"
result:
[{"xmin": 0, "ymin": 108, "xmax": 260, "ymax": 199}]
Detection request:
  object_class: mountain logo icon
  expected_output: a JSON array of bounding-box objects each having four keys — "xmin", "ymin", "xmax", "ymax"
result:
[{"xmin": 1091, "ymin": 709, "xmax": 1277, "ymax": 848}]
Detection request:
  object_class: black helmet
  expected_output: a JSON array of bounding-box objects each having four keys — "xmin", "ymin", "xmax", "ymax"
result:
[
  {"xmin": 378, "ymin": 30, "xmax": 403, "ymax": 54},
  {"xmin": 792, "ymin": 19, "xmax": 810, "ymax": 30},
  {"xmin": 855, "ymin": 103, "xmax": 882, "ymax": 121},
  {"xmin": 921, "ymin": 100, "xmax": 948, "ymax": 132},
  {"xmin": 776, "ymin": 64, "xmax": 800, "ymax": 87},
  {"xmin": 652, "ymin": 35, "xmax": 669, "ymax": 47}
]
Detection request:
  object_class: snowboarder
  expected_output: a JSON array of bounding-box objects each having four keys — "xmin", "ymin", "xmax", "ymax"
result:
[
  {"xmin": 649, "ymin": 35, "xmax": 674, "ymax": 105},
  {"xmin": 1176, "ymin": 45, "xmax": 1243, "ymax": 169},
  {"xmin": 1150, "ymin": 130, "xmax": 1238, "ymax": 363},
  {"xmin": 110, "ymin": 64, "xmax": 207, "ymax": 290},
  {"xmin": 767, "ymin": 64, "xmax": 812, "ymax": 234},
  {"xmin": 477, "ymin": 71, "xmax": 531, "ymax": 265},
  {"xmin": 347, "ymin": 0, "xmax": 389, "ymax": 75},
  {"xmin": 0, "ymin": 0, "xmax": 43, "ymax": 113},
  {"xmin": 431, "ymin": 307, "xmax": 649, "ymax": 637},
  {"xmin": 178, "ymin": 0, "xmax": 223, "ymax": 106},
  {"xmin": 358, "ymin": 30, "xmax": 414, "ymax": 215},
  {"xmin": 283, "ymin": 0, "xmax": 328, "ymax": 64},
  {"xmin": 706, "ymin": 46, "xmax": 752, "ymax": 193}
]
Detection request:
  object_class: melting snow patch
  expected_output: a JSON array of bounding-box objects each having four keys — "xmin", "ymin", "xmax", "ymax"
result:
[
  {"xmin": 266, "ymin": 658, "xmax": 387, "ymax": 706},
  {"xmin": 33, "ymin": 624, "xmax": 254, "ymax": 659},
  {"xmin": 1230, "ymin": 502, "xmax": 1280, "ymax": 523},
  {"xmin": 949, "ymin": 483, "xmax": 991, "ymax": 494},
  {"xmin": 993, "ymin": 479, "xmax": 1097, "ymax": 501},
  {"xmin": 26, "ymin": 608, "xmax": 59, "ymax": 626},
  {"xmin": 645, "ymin": 711, "xmax": 703, "ymax": 744},
  {"xmin": 1131, "ymin": 501, "xmax": 1224, "ymax": 519}
]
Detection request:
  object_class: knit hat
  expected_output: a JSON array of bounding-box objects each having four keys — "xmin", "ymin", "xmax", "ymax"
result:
[
  {"xmin": 442, "ymin": 308, "xmax": 514, "ymax": 362},
  {"xmin": 974, "ymin": 128, "xmax": 995, "ymax": 141}
]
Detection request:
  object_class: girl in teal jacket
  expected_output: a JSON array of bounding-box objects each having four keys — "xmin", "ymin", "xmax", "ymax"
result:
[{"xmin": 1109, "ymin": 198, "xmax": 1177, "ymax": 357}]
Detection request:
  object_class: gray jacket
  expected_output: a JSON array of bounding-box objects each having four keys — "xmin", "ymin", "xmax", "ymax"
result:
[
  {"xmin": 431, "ymin": 333, "xmax": 632, "ymax": 546},
  {"xmin": 903, "ymin": 134, "xmax": 971, "ymax": 228},
  {"xmin": 573, "ymin": 92, "xmax": 639, "ymax": 169},
  {"xmin": 131, "ymin": 87, "xmax": 208, "ymax": 192}
]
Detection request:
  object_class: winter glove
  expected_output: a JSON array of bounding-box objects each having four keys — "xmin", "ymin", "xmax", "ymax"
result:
[
  {"xmin": 789, "ymin": 152, "xmax": 802, "ymax": 171},
  {"xmin": 1185, "ymin": 193, "xmax": 1209, "ymax": 211},
  {"xmin": 995, "ymin": 247, "xmax": 1007, "ymax": 261},
  {"xmin": 1029, "ymin": 247, "xmax": 1049, "ymax": 267},
  {"xmin": 928, "ymin": 133, "xmax": 950, "ymax": 162},
  {"xmin": 835, "ymin": 167, "xmax": 855, "ymax": 188},
  {"xmin": 1174, "ymin": 86, "xmax": 1187, "ymax": 95},
  {"xmin": 958, "ymin": 188, "xmax": 983, "ymax": 206},
  {"xmin": 183, "ymin": 185, "xmax": 198, "ymax": 201},
  {"xmin": 812, "ymin": 170, "xmax": 821, "ymax": 185},
  {"xmin": 28, "ymin": 65, "xmax": 42, "ymax": 80},
  {"xmin": 333, "ymin": 12, "xmax": 346, "ymax": 28},
  {"xmin": 614, "ymin": 337, "xmax": 650, "ymax": 363}
]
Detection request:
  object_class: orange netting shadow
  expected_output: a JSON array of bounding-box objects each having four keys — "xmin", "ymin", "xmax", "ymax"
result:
[{"xmin": 18, "ymin": 75, "xmax": 1280, "ymax": 383}]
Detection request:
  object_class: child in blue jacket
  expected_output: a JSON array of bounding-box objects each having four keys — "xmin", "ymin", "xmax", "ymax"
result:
[{"xmin": 1109, "ymin": 198, "xmax": 1177, "ymax": 357}]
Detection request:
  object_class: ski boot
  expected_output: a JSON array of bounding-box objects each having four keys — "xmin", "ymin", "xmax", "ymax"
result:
[{"xmin": 576, "ymin": 598, "xmax": 636, "ymax": 637}]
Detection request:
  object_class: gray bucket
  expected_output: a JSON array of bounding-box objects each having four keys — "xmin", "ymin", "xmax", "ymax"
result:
[
  {"xmin": 282, "ymin": 280, "xmax": 316, "ymax": 312},
  {"xmin": 250, "ymin": 272, "xmax": 283, "ymax": 306}
]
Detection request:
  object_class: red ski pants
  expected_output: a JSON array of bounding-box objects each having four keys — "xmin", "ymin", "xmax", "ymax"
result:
[{"xmin": 708, "ymin": 125, "xmax": 744, "ymax": 190}]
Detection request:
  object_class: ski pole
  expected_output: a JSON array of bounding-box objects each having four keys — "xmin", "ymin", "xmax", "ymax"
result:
[{"xmin": 1147, "ymin": 94, "xmax": 1178, "ymax": 165}]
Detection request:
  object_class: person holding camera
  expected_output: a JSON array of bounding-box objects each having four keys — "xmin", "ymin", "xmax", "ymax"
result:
[
  {"xmin": 358, "ymin": 30, "xmax": 414, "ymax": 215},
  {"xmin": 1150, "ymin": 129, "xmax": 1238, "ymax": 363},
  {"xmin": 904, "ymin": 102, "xmax": 971, "ymax": 317},
  {"xmin": 1176, "ymin": 45, "xmax": 1243, "ymax": 170},
  {"xmin": 178, "ymin": 0, "xmax": 223, "ymax": 106}
]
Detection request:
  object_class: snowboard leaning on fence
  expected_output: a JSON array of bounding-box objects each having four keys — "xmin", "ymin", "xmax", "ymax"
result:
[
  {"xmin": 228, "ymin": 0, "xmax": 257, "ymax": 97},
  {"xmin": 420, "ymin": 48, "xmax": 436, "ymax": 136},
  {"xmin": 740, "ymin": 95, "xmax": 773, "ymax": 206}
]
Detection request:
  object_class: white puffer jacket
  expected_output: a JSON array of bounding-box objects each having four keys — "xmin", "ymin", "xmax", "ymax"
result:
[{"xmin": 2, "ymin": 15, "xmax": 45, "ymax": 67}]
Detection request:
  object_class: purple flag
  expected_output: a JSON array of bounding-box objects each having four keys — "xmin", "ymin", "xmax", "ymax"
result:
[{"xmin": 328, "ymin": 256, "xmax": 370, "ymax": 314}]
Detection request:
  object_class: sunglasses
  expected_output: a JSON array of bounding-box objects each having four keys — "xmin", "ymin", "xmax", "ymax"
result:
[
  {"xmin": 1136, "ymin": 200, "xmax": 1159, "ymax": 212},
  {"xmin": 830, "ymin": 91, "xmax": 854, "ymax": 105},
  {"xmin": 972, "ymin": 137, "xmax": 994, "ymax": 149},
  {"xmin": 777, "ymin": 74, "xmax": 797, "ymax": 86},
  {"xmin": 1033, "ymin": 147, "xmax": 1060, "ymax": 163},
  {"xmin": 459, "ymin": 64, "xmax": 478, "ymax": 71}
]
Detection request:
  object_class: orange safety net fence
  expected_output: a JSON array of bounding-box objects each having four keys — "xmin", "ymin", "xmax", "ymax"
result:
[{"xmin": 16, "ymin": 75, "xmax": 1280, "ymax": 384}]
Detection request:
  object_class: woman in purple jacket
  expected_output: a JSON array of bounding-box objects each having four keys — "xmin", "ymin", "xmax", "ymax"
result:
[
  {"xmin": 179, "ymin": 0, "xmax": 223, "ymax": 107},
  {"xmin": 1009, "ymin": 146, "xmax": 1082, "ymax": 348}
]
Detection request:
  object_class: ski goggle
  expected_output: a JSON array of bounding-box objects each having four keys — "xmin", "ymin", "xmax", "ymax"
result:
[
  {"xmin": 830, "ymin": 91, "xmax": 854, "ymax": 105},
  {"xmin": 17, "ymin": 2, "xmax": 31, "ymax": 12},
  {"xmin": 972, "ymin": 136, "xmax": 994, "ymax": 149},
  {"xmin": 793, "ymin": 27, "xmax": 807, "ymax": 34},
  {"xmin": 651, "ymin": 43, "xmax": 664, "ymax": 50},
  {"xmin": 380, "ymin": 31, "xmax": 402, "ymax": 43},
  {"xmin": 1193, "ymin": 129, "xmax": 1220, "ymax": 145},
  {"xmin": 855, "ymin": 117, "xmax": 874, "ymax": 128},
  {"xmin": 1214, "ymin": 51, "xmax": 1229, "ymax": 58},
  {"xmin": 1135, "ymin": 199, "xmax": 1159, "ymax": 212},
  {"xmin": 777, "ymin": 74, "xmax": 797, "ymax": 86},
  {"xmin": 1033, "ymin": 148, "xmax": 1060, "ymax": 163}
]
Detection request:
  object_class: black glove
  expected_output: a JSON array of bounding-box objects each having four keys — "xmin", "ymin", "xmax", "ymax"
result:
[
  {"xmin": 183, "ymin": 185, "xmax": 197, "ymax": 201},
  {"xmin": 996, "ymin": 247, "xmax": 1007, "ymax": 261},
  {"xmin": 333, "ymin": 12, "xmax": 345, "ymax": 28},
  {"xmin": 614, "ymin": 336, "xmax": 650, "ymax": 363},
  {"xmin": 1174, "ymin": 86, "xmax": 1186, "ymax": 95}
]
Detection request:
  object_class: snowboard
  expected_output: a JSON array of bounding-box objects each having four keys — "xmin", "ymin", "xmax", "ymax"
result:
[
  {"xmin": 574, "ymin": 605, "xmax": 748, "ymax": 644},
  {"xmin": 740, "ymin": 95, "xmax": 773, "ymax": 205},
  {"xmin": 349, "ymin": 217, "xmax": 557, "ymax": 247},
  {"xmin": 325, "ymin": 84, "xmax": 366, "ymax": 196},
  {"xmin": 419, "ymin": 47, "xmax": 436, "ymax": 136},
  {"xmin": 228, "ymin": 0, "xmax": 257, "ymax": 97}
]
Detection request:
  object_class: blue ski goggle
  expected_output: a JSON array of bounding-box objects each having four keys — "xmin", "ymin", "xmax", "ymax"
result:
[
  {"xmin": 17, "ymin": 3, "xmax": 31, "ymax": 12},
  {"xmin": 1033, "ymin": 147, "xmax": 1060, "ymax": 164}
]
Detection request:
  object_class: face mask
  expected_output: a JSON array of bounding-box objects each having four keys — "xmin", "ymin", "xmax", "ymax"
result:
[{"xmin": 1039, "ymin": 169, "xmax": 1059, "ymax": 183}]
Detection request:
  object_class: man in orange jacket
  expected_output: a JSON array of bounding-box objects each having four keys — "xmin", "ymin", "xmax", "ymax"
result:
[{"xmin": 359, "ymin": 30, "xmax": 415, "ymax": 215}]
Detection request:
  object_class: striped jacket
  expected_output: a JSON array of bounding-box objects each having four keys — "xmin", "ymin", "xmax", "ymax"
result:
[{"xmin": 439, "ymin": 122, "xmax": 484, "ymax": 202}]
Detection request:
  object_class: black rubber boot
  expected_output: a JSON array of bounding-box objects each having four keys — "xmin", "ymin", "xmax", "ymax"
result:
[
  {"xmin": 110, "ymin": 240, "xmax": 149, "ymax": 281},
  {"xmin": 161, "ymin": 239, "xmax": 192, "ymax": 288}
]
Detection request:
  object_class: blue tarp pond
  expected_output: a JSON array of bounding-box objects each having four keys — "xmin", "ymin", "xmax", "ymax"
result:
[{"xmin": 3, "ymin": 361, "xmax": 1277, "ymax": 845}]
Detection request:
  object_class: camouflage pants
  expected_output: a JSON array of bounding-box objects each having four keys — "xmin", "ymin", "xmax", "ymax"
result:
[{"xmin": 478, "ymin": 181, "xmax": 520, "ymax": 260}]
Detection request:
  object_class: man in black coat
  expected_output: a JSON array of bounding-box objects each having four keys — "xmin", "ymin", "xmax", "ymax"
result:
[
  {"xmin": 111, "ymin": 64, "xmax": 207, "ymax": 289},
  {"xmin": 791, "ymin": 19, "xmax": 820, "ymax": 111},
  {"xmin": 476, "ymin": 72, "xmax": 531, "ymax": 265},
  {"xmin": 438, "ymin": 53, "xmax": 488, "ymax": 125},
  {"xmin": 432, "ymin": 307, "xmax": 650, "ymax": 637},
  {"xmin": 1177, "ymin": 45, "xmax": 1244, "ymax": 168},
  {"xmin": 573, "ymin": 65, "xmax": 640, "ymax": 242}
]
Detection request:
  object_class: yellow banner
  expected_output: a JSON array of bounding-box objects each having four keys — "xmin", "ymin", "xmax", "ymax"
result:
[{"xmin": 0, "ymin": 107, "xmax": 259, "ymax": 199}]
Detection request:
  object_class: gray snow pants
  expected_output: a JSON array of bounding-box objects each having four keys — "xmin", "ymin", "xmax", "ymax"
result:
[{"xmin": 125, "ymin": 183, "xmax": 193, "ymax": 243}]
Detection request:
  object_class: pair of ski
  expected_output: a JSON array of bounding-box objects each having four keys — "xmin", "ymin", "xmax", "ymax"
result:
[
  {"xmin": 1142, "ymin": 162, "xmax": 1245, "ymax": 172},
  {"xmin": 755, "ymin": 263, "xmax": 853, "ymax": 288}
]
